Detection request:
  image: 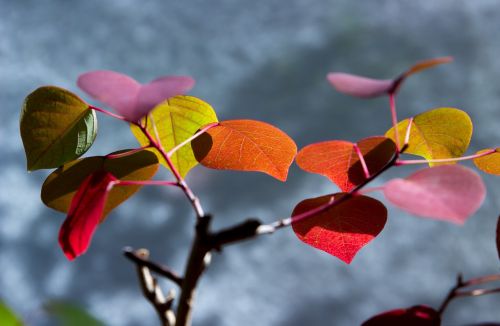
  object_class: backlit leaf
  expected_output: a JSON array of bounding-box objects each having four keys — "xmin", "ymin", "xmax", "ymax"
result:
[
  {"xmin": 78, "ymin": 71, "xmax": 194, "ymax": 122},
  {"xmin": 192, "ymin": 119, "xmax": 297, "ymax": 181},
  {"xmin": 45, "ymin": 301, "xmax": 104, "ymax": 326},
  {"xmin": 473, "ymin": 148, "xmax": 500, "ymax": 175},
  {"xmin": 291, "ymin": 193, "xmax": 387, "ymax": 263},
  {"xmin": 327, "ymin": 73, "xmax": 393, "ymax": 98},
  {"xmin": 296, "ymin": 136, "xmax": 396, "ymax": 191},
  {"xmin": 130, "ymin": 96, "xmax": 218, "ymax": 177},
  {"xmin": 41, "ymin": 149, "xmax": 159, "ymax": 222},
  {"xmin": 383, "ymin": 165, "xmax": 485, "ymax": 224},
  {"xmin": 386, "ymin": 108, "xmax": 472, "ymax": 166},
  {"xmin": 328, "ymin": 57, "xmax": 452, "ymax": 98},
  {"xmin": 362, "ymin": 305, "xmax": 440, "ymax": 326},
  {"xmin": 59, "ymin": 170, "xmax": 116, "ymax": 260},
  {"xmin": 0, "ymin": 300, "xmax": 22, "ymax": 326},
  {"xmin": 20, "ymin": 86, "xmax": 97, "ymax": 171}
]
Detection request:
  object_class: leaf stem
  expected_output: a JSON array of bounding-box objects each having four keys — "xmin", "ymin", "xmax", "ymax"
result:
[
  {"xmin": 353, "ymin": 144, "xmax": 370, "ymax": 179},
  {"xmin": 115, "ymin": 180, "xmax": 180, "ymax": 187},
  {"xmin": 89, "ymin": 105, "xmax": 128, "ymax": 122},
  {"xmin": 389, "ymin": 93, "xmax": 400, "ymax": 152},
  {"xmin": 403, "ymin": 117, "xmax": 413, "ymax": 148},
  {"xmin": 136, "ymin": 123, "xmax": 205, "ymax": 218},
  {"xmin": 105, "ymin": 146, "xmax": 151, "ymax": 159},
  {"xmin": 396, "ymin": 149, "xmax": 496, "ymax": 165},
  {"xmin": 167, "ymin": 123, "xmax": 219, "ymax": 158}
]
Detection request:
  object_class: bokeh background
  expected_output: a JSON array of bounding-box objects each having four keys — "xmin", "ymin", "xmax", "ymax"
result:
[{"xmin": 1, "ymin": 1, "xmax": 500, "ymax": 325}]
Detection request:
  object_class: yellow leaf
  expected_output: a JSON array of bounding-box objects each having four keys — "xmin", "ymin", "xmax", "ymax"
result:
[
  {"xmin": 130, "ymin": 96, "xmax": 218, "ymax": 178},
  {"xmin": 386, "ymin": 108, "xmax": 472, "ymax": 166}
]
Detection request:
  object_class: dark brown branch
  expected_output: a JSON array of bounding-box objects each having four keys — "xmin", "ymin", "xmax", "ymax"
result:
[
  {"xmin": 127, "ymin": 248, "xmax": 176, "ymax": 326},
  {"xmin": 124, "ymin": 247, "xmax": 183, "ymax": 286}
]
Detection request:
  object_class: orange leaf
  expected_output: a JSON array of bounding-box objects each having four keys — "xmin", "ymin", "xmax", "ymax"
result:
[
  {"xmin": 192, "ymin": 120, "xmax": 297, "ymax": 181},
  {"xmin": 292, "ymin": 193, "xmax": 387, "ymax": 264},
  {"xmin": 296, "ymin": 136, "xmax": 396, "ymax": 191},
  {"xmin": 473, "ymin": 148, "xmax": 500, "ymax": 175}
]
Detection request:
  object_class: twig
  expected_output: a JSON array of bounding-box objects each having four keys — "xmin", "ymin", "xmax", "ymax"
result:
[
  {"xmin": 128, "ymin": 248, "xmax": 176, "ymax": 326},
  {"xmin": 124, "ymin": 247, "xmax": 183, "ymax": 286}
]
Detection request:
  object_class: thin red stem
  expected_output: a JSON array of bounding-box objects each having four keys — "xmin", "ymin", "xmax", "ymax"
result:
[
  {"xmin": 116, "ymin": 180, "xmax": 180, "ymax": 187},
  {"xmin": 389, "ymin": 93, "xmax": 400, "ymax": 152},
  {"xmin": 396, "ymin": 149, "xmax": 496, "ymax": 165},
  {"xmin": 167, "ymin": 123, "xmax": 219, "ymax": 158},
  {"xmin": 105, "ymin": 146, "xmax": 151, "ymax": 159},
  {"xmin": 353, "ymin": 144, "xmax": 370, "ymax": 179},
  {"xmin": 90, "ymin": 106, "xmax": 128, "ymax": 122},
  {"xmin": 136, "ymin": 123, "xmax": 205, "ymax": 218}
]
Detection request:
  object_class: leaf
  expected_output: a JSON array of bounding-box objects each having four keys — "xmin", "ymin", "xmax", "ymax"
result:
[
  {"xmin": 192, "ymin": 119, "xmax": 297, "ymax": 181},
  {"xmin": 326, "ymin": 73, "xmax": 393, "ymax": 98},
  {"xmin": 473, "ymin": 148, "xmax": 500, "ymax": 175},
  {"xmin": 386, "ymin": 108, "xmax": 472, "ymax": 166},
  {"xmin": 59, "ymin": 170, "xmax": 117, "ymax": 260},
  {"xmin": 362, "ymin": 305, "xmax": 440, "ymax": 326},
  {"xmin": 328, "ymin": 56, "xmax": 452, "ymax": 98},
  {"xmin": 78, "ymin": 71, "xmax": 194, "ymax": 122},
  {"xmin": 41, "ymin": 149, "xmax": 159, "ymax": 222},
  {"xmin": 20, "ymin": 86, "xmax": 97, "ymax": 171},
  {"xmin": 296, "ymin": 136, "xmax": 396, "ymax": 191},
  {"xmin": 130, "ymin": 96, "xmax": 218, "ymax": 177},
  {"xmin": 291, "ymin": 193, "xmax": 387, "ymax": 263},
  {"xmin": 45, "ymin": 301, "xmax": 104, "ymax": 326},
  {"xmin": 0, "ymin": 300, "xmax": 22, "ymax": 326},
  {"xmin": 383, "ymin": 165, "xmax": 485, "ymax": 224}
]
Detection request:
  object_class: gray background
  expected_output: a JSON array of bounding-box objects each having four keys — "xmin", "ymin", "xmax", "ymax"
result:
[{"xmin": 1, "ymin": 1, "xmax": 500, "ymax": 325}]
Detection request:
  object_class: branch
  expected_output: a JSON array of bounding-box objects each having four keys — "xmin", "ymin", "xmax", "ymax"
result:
[
  {"xmin": 124, "ymin": 247, "xmax": 183, "ymax": 286},
  {"xmin": 126, "ymin": 248, "xmax": 176, "ymax": 326}
]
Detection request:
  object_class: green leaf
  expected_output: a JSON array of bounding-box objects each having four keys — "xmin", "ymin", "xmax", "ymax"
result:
[
  {"xmin": 130, "ymin": 95, "xmax": 218, "ymax": 177},
  {"xmin": 41, "ymin": 149, "xmax": 159, "ymax": 222},
  {"xmin": 0, "ymin": 300, "xmax": 22, "ymax": 326},
  {"xmin": 45, "ymin": 301, "xmax": 104, "ymax": 326},
  {"xmin": 385, "ymin": 107, "xmax": 472, "ymax": 166},
  {"xmin": 20, "ymin": 86, "xmax": 97, "ymax": 171}
]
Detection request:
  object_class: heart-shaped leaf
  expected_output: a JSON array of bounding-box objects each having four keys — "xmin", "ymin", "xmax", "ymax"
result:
[
  {"xmin": 130, "ymin": 96, "xmax": 218, "ymax": 177},
  {"xmin": 328, "ymin": 57, "xmax": 452, "ymax": 98},
  {"xmin": 192, "ymin": 119, "xmax": 297, "ymax": 181},
  {"xmin": 362, "ymin": 305, "xmax": 440, "ymax": 326},
  {"xmin": 0, "ymin": 300, "xmax": 22, "ymax": 326},
  {"xmin": 45, "ymin": 301, "xmax": 105, "ymax": 326},
  {"xmin": 78, "ymin": 70, "xmax": 194, "ymax": 122},
  {"xmin": 473, "ymin": 148, "xmax": 500, "ymax": 175},
  {"xmin": 386, "ymin": 108, "xmax": 472, "ymax": 166},
  {"xmin": 383, "ymin": 165, "xmax": 485, "ymax": 224},
  {"xmin": 42, "ymin": 149, "xmax": 159, "ymax": 222},
  {"xmin": 59, "ymin": 170, "xmax": 117, "ymax": 260},
  {"xmin": 296, "ymin": 136, "xmax": 396, "ymax": 191},
  {"xmin": 291, "ymin": 193, "xmax": 387, "ymax": 263},
  {"xmin": 20, "ymin": 86, "xmax": 97, "ymax": 171}
]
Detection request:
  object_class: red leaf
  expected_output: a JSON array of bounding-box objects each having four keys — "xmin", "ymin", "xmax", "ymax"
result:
[
  {"xmin": 291, "ymin": 193, "xmax": 387, "ymax": 264},
  {"xmin": 383, "ymin": 165, "xmax": 485, "ymax": 224},
  {"xmin": 362, "ymin": 305, "xmax": 441, "ymax": 326},
  {"xmin": 58, "ymin": 170, "xmax": 117, "ymax": 260},
  {"xmin": 296, "ymin": 136, "xmax": 396, "ymax": 191},
  {"xmin": 191, "ymin": 120, "xmax": 297, "ymax": 181}
]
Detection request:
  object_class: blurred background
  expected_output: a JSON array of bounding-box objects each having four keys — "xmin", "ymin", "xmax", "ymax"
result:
[{"xmin": 1, "ymin": 1, "xmax": 500, "ymax": 325}]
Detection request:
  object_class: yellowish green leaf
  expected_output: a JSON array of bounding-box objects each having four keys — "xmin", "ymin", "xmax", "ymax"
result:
[
  {"xmin": 130, "ymin": 95, "xmax": 218, "ymax": 177},
  {"xmin": 386, "ymin": 107, "xmax": 472, "ymax": 166},
  {"xmin": 20, "ymin": 86, "xmax": 97, "ymax": 171},
  {"xmin": 0, "ymin": 300, "xmax": 22, "ymax": 326},
  {"xmin": 473, "ymin": 148, "xmax": 500, "ymax": 175},
  {"xmin": 41, "ymin": 149, "xmax": 159, "ymax": 222}
]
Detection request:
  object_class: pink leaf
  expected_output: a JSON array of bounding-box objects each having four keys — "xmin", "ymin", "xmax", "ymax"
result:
[
  {"xmin": 362, "ymin": 305, "xmax": 440, "ymax": 326},
  {"xmin": 383, "ymin": 165, "xmax": 485, "ymax": 224},
  {"xmin": 327, "ymin": 73, "xmax": 393, "ymax": 98},
  {"xmin": 58, "ymin": 170, "xmax": 117, "ymax": 260},
  {"xmin": 78, "ymin": 71, "xmax": 194, "ymax": 122}
]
